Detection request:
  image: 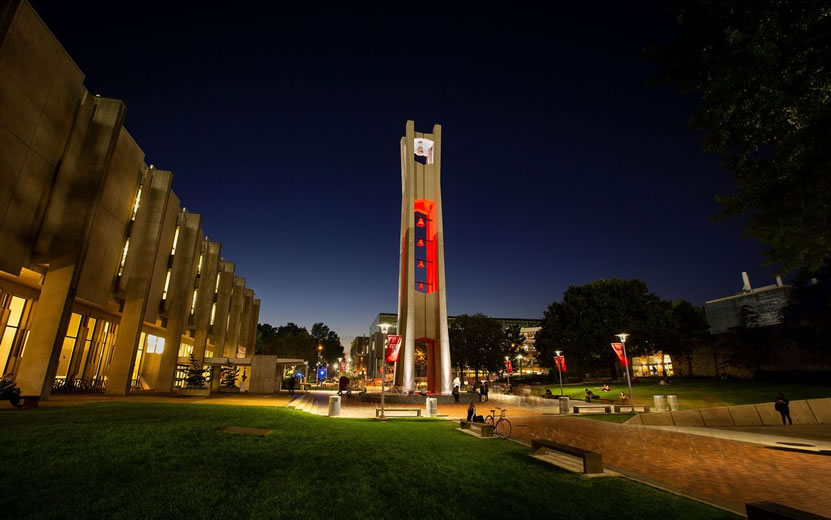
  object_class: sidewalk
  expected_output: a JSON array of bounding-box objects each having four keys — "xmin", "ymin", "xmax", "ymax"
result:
[{"xmin": 508, "ymin": 414, "xmax": 831, "ymax": 517}]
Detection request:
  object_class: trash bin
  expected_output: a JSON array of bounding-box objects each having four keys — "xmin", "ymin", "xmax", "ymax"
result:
[
  {"xmin": 667, "ymin": 395, "xmax": 679, "ymax": 411},
  {"xmin": 328, "ymin": 395, "xmax": 341, "ymax": 417},
  {"xmin": 653, "ymin": 395, "xmax": 667, "ymax": 412},
  {"xmin": 559, "ymin": 396, "xmax": 570, "ymax": 415},
  {"xmin": 425, "ymin": 397, "xmax": 437, "ymax": 417}
]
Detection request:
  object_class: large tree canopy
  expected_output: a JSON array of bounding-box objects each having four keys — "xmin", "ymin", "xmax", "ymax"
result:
[
  {"xmin": 535, "ymin": 279, "xmax": 707, "ymax": 377},
  {"xmin": 256, "ymin": 322, "xmax": 343, "ymax": 365},
  {"xmin": 650, "ymin": 1, "xmax": 831, "ymax": 272},
  {"xmin": 449, "ymin": 313, "xmax": 506, "ymax": 378}
]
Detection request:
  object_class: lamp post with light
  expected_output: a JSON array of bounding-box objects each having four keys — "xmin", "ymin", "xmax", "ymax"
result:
[
  {"xmin": 316, "ymin": 344, "xmax": 324, "ymax": 383},
  {"xmin": 554, "ymin": 350, "xmax": 565, "ymax": 397},
  {"xmin": 377, "ymin": 323, "xmax": 392, "ymax": 420},
  {"xmin": 617, "ymin": 333, "xmax": 634, "ymax": 411},
  {"xmin": 516, "ymin": 354, "xmax": 524, "ymax": 377}
]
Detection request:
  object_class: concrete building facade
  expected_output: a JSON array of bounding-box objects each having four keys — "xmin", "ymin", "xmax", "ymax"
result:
[{"xmin": 0, "ymin": 0, "xmax": 260, "ymax": 399}]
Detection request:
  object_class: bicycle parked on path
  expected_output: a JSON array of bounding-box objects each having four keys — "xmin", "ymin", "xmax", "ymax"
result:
[{"xmin": 485, "ymin": 406, "xmax": 512, "ymax": 439}]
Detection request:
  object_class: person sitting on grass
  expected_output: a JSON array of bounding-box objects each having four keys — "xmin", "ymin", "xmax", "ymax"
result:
[
  {"xmin": 619, "ymin": 391, "xmax": 630, "ymax": 404},
  {"xmin": 0, "ymin": 373, "xmax": 23, "ymax": 409},
  {"xmin": 585, "ymin": 389, "xmax": 597, "ymax": 402},
  {"xmin": 545, "ymin": 388, "xmax": 554, "ymax": 399},
  {"xmin": 601, "ymin": 383, "xmax": 610, "ymax": 392}
]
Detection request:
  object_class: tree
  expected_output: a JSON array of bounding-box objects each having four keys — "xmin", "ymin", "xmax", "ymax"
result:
[
  {"xmin": 649, "ymin": 1, "xmax": 831, "ymax": 273},
  {"xmin": 311, "ymin": 322, "xmax": 345, "ymax": 364},
  {"xmin": 502, "ymin": 325, "xmax": 526, "ymax": 375},
  {"xmin": 449, "ymin": 314, "xmax": 505, "ymax": 382},
  {"xmin": 535, "ymin": 279, "xmax": 677, "ymax": 378},
  {"xmin": 220, "ymin": 358, "xmax": 239, "ymax": 388},
  {"xmin": 183, "ymin": 354, "xmax": 209, "ymax": 389}
]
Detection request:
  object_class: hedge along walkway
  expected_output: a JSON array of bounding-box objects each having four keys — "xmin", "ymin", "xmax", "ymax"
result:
[{"xmin": 509, "ymin": 415, "xmax": 831, "ymax": 517}]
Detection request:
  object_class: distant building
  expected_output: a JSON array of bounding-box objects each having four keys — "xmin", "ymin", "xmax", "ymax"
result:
[{"xmin": 705, "ymin": 272, "xmax": 792, "ymax": 335}]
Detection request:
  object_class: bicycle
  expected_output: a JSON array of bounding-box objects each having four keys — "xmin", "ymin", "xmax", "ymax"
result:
[{"xmin": 484, "ymin": 406, "xmax": 512, "ymax": 439}]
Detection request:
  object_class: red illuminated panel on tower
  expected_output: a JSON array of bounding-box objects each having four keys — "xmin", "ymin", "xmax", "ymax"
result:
[{"xmin": 414, "ymin": 199, "xmax": 437, "ymax": 294}]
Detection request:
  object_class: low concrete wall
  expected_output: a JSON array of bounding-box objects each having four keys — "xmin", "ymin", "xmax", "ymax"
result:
[{"xmin": 626, "ymin": 397, "xmax": 831, "ymax": 427}]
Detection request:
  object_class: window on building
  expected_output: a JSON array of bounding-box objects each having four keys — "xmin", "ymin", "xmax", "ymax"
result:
[
  {"xmin": 117, "ymin": 238, "xmax": 130, "ymax": 276},
  {"xmin": 0, "ymin": 296, "xmax": 27, "ymax": 374},
  {"xmin": 197, "ymin": 254, "xmax": 203, "ymax": 274},
  {"xmin": 130, "ymin": 185, "xmax": 142, "ymax": 221},
  {"xmin": 178, "ymin": 342, "xmax": 193, "ymax": 358},
  {"xmin": 131, "ymin": 332, "xmax": 146, "ymax": 388},
  {"xmin": 210, "ymin": 303, "xmax": 216, "ymax": 325},
  {"xmin": 191, "ymin": 289, "xmax": 198, "ymax": 315},
  {"xmin": 162, "ymin": 269, "xmax": 172, "ymax": 299},
  {"xmin": 145, "ymin": 334, "xmax": 165, "ymax": 354},
  {"xmin": 56, "ymin": 313, "xmax": 83, "ymax": 379},
  {"xmin": 170, "ymin": 226, "xmax": 180, "ymax": 255}
]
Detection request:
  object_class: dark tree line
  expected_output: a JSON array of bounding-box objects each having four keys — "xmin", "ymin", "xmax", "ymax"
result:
[
  {"xmin": 449, "ymin": 314, "xmax": 524, "ymax": 382},
  {"xmin": 256, "ymin": 322, "xmax": 344, "ymax": 366},
  {"xmin": 534, "ymin": 279, "xmax": 709, "ymax": 378}
]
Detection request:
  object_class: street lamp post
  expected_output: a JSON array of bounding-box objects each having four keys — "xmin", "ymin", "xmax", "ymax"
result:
[
  {"xmin": 377, "ymin": 323, "xmax": 391, "ymax": 420},
  {"xmin": 554, "ymin": 350, "xmax": 564, "ymax": 397},
  {"xmin": 617, "ymin": 333, "xmax": 634, "ymax": 412},
  {"xmin": 516, "ymin": 354, "xmax": 524, "ymax": 377}
]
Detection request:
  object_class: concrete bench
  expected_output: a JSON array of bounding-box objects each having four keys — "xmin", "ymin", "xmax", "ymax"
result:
[
  {"xmin": 614, "ymin": 404, "xmax": 650, "ymax": 413},
  {"xmin": 746, "ymin": 501, "xmax": 830, "ymax": 519},
  {"xmin": 375, "ymin": 408, "xmax": 421, "ymax": 417},
  {"xmin": 532, "ymin": 439, "xmax": 603, "ymax": 474},
  {"xmin": 459, "ymin": 420, "xmax": 495, "ymax": 437},
  {"xmin": 573, "ymin": 404, "xmax": 612, "ymax": 414}
]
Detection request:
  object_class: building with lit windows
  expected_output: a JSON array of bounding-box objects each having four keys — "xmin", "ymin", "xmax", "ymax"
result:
[{"xmin": 0, "ymin": 0, "xmax": 260, "ymax": 399}]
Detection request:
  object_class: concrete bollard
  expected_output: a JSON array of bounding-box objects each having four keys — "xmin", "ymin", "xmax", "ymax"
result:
[
  {"xmin": 328, "ymin": 395, "xmax": 341, "ymax": 417},
  {"xmin": 667, "ymin": 395, "xmax": 679, "ymax": 411},
  {"xmin": 425, "ymin": 397, "xmax": 437, "ymax": 417},
  {"xmin": 653, "ymin": 395, "xmax": 667, "ymax": 412}
]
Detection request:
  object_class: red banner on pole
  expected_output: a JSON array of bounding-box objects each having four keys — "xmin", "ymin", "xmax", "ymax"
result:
[
  {"xmin": 554, "ymin": 355, "xmax": 566, "ymax": 372},
  {"xmin": 385, "ymin": 335, "xmax": 402, "ymax": 363},
  {"xmin": 504, "ymin": 359, "xmax": 513, "ymax": 374},
  {"xmin": 610, "ymin": 342, "xmax": 628, "ymax": 366}
]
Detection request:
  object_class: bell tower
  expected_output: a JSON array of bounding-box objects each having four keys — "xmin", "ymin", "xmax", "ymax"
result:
[{"xmin": 395, "ymin": 121, "xmax": 451, "ymax": 394}]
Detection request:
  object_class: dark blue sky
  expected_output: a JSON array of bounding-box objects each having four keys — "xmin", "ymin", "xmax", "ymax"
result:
[{"xmin": 33, "ymin": 2, "xmax": 777, "ymax": 345}]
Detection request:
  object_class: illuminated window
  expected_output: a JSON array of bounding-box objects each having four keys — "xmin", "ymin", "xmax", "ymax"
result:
[
  {"xmin": 170, "ymin": 226, "xmax": 180, "ymax": 255},
  {"xmin": 0, "ymin": 296, "xmax": 27, "ymax": 374},
  {"xmin": 215, "ymin": 274, "xmax": 221, "ymax": 293},
  {"xmin": 205, "ymin": 343, "xmax": 214, "ymax": 358},
  {"xmin": 56, "ymin": 313, "xmax": 83, "ymax": 379},
  {"xmin": 210, "ymin": 303, "xmax": 216, "ymax": 325},
  {"xmin": 162, "ymin": 269, "xmax": 172, "ymax": 299},
  {"xmin": 197, "ymin": 254, "xmax": 203, "ymax": 274},
  {"xmin": 191, "ymin": 289, "xmax": 198, "ymax": 314},
  {"xmin": 130, "ymin": 185, "xmax": 143, "ymax": 221},
  {"xmin": 178, "ymin": 342, "xmax": 193, "ymax": 358},
  {"xmin": 145, "ymin": 334, "xmax": 165, "ymax": 354},
  {"xmin": 117, "ymin": 238, "xmax": 130, "ymax": 276}
]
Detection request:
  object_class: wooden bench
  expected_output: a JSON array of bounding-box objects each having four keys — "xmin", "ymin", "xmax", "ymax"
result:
[
  {"xmin": 532, "ymin": 439, "xmax": 603, "ymax": 474},
  {"xmin": 573, "ymin": 404, "xmax": 612, "ymax": 414},
  {"xmin": 459, "ymin": 420, "xmax": 495, "ymax": 438},
  {"xmin": 375, "ymin": 408, "xmax": 421, "ymax": 417}
]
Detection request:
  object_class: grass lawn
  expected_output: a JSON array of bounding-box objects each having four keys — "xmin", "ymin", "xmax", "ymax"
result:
[
  {"xmin": 0, "ymin": 403, "xmax": 735, "ymax": 519},
  {"xmin": 543, "ymin": 377, "xmax": 831, "ymax": 409}
]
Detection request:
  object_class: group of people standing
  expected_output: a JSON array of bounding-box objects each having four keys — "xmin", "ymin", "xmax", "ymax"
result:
[{"xmin": 451, "ymin": 376, "xmax": 489, "ymax": 403}]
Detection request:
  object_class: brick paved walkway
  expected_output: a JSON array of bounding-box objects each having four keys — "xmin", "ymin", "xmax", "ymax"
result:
[{"xmin": 510, "ymin": 415, "xmax": 831, "ymax": 517}]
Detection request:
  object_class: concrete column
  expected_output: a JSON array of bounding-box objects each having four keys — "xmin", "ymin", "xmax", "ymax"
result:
[
  {"xmin": 223, "ymin": 276, "xmax": 245, "ymax": 358},
  {"xmin": 107, "ymin": 277, "xmax": 148, "ymax": 395},
  {"xmin": 211, "ymin": 262, "xmax": 235, "ymax": 358},
  {"xmin": 16, "ymin": 259, "xmax": 75, "ymax": 398},
  {"xmin": 155, "ymin": 211, "xmax": 202, "ymax": 392},
  {"xmin": 191, "ymin": 240, "xmax": 220, "ymax": 362}
]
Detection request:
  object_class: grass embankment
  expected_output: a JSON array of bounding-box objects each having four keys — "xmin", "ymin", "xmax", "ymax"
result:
[
  {"xmin": 0, "ymin": 403, "xmax": 734, "ymax": 519},
  {"xmin": 543, "ymin": 377, "xmax": 831, "ymax": 410}
]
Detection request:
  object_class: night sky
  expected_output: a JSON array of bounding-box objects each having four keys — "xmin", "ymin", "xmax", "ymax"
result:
[{"xmin": 31, "ymin": 2, "xmax": 777, "ymax": 347}]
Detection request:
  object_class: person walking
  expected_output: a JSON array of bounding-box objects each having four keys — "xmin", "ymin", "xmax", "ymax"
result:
[
  {"xmin": 452, "ymin": 385, "xmax": 460, "ymax": 403},
  {"xmin": 287, "ymin": 375, "xmax": 296, "ymax": 397},
  {"xmin": 775, "ymin": 392, "xmax": 792, "ymax": 425},
  {"xmin": 482, "ymin": 381, "xmax": 489, "ymax": 402}
]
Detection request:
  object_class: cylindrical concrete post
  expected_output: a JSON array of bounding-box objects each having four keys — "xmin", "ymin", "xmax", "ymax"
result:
[
  {"xmin": 559, "ymin": 396, "xmax": 570, "ymax": 415},
  {"xmin": 653, "ymin": 395, "xmax": 667, "ymax": 412},
  {"xmin": 425, "ymin": 397, "xmax": 437, "ymax": 417},
  {"xmin": 328, "ymin": 395, "xmax": 341, "ymax": 417},
  {"xmin": 667, "ymin": 395, "xmax": 679, "ymax": 411}
]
